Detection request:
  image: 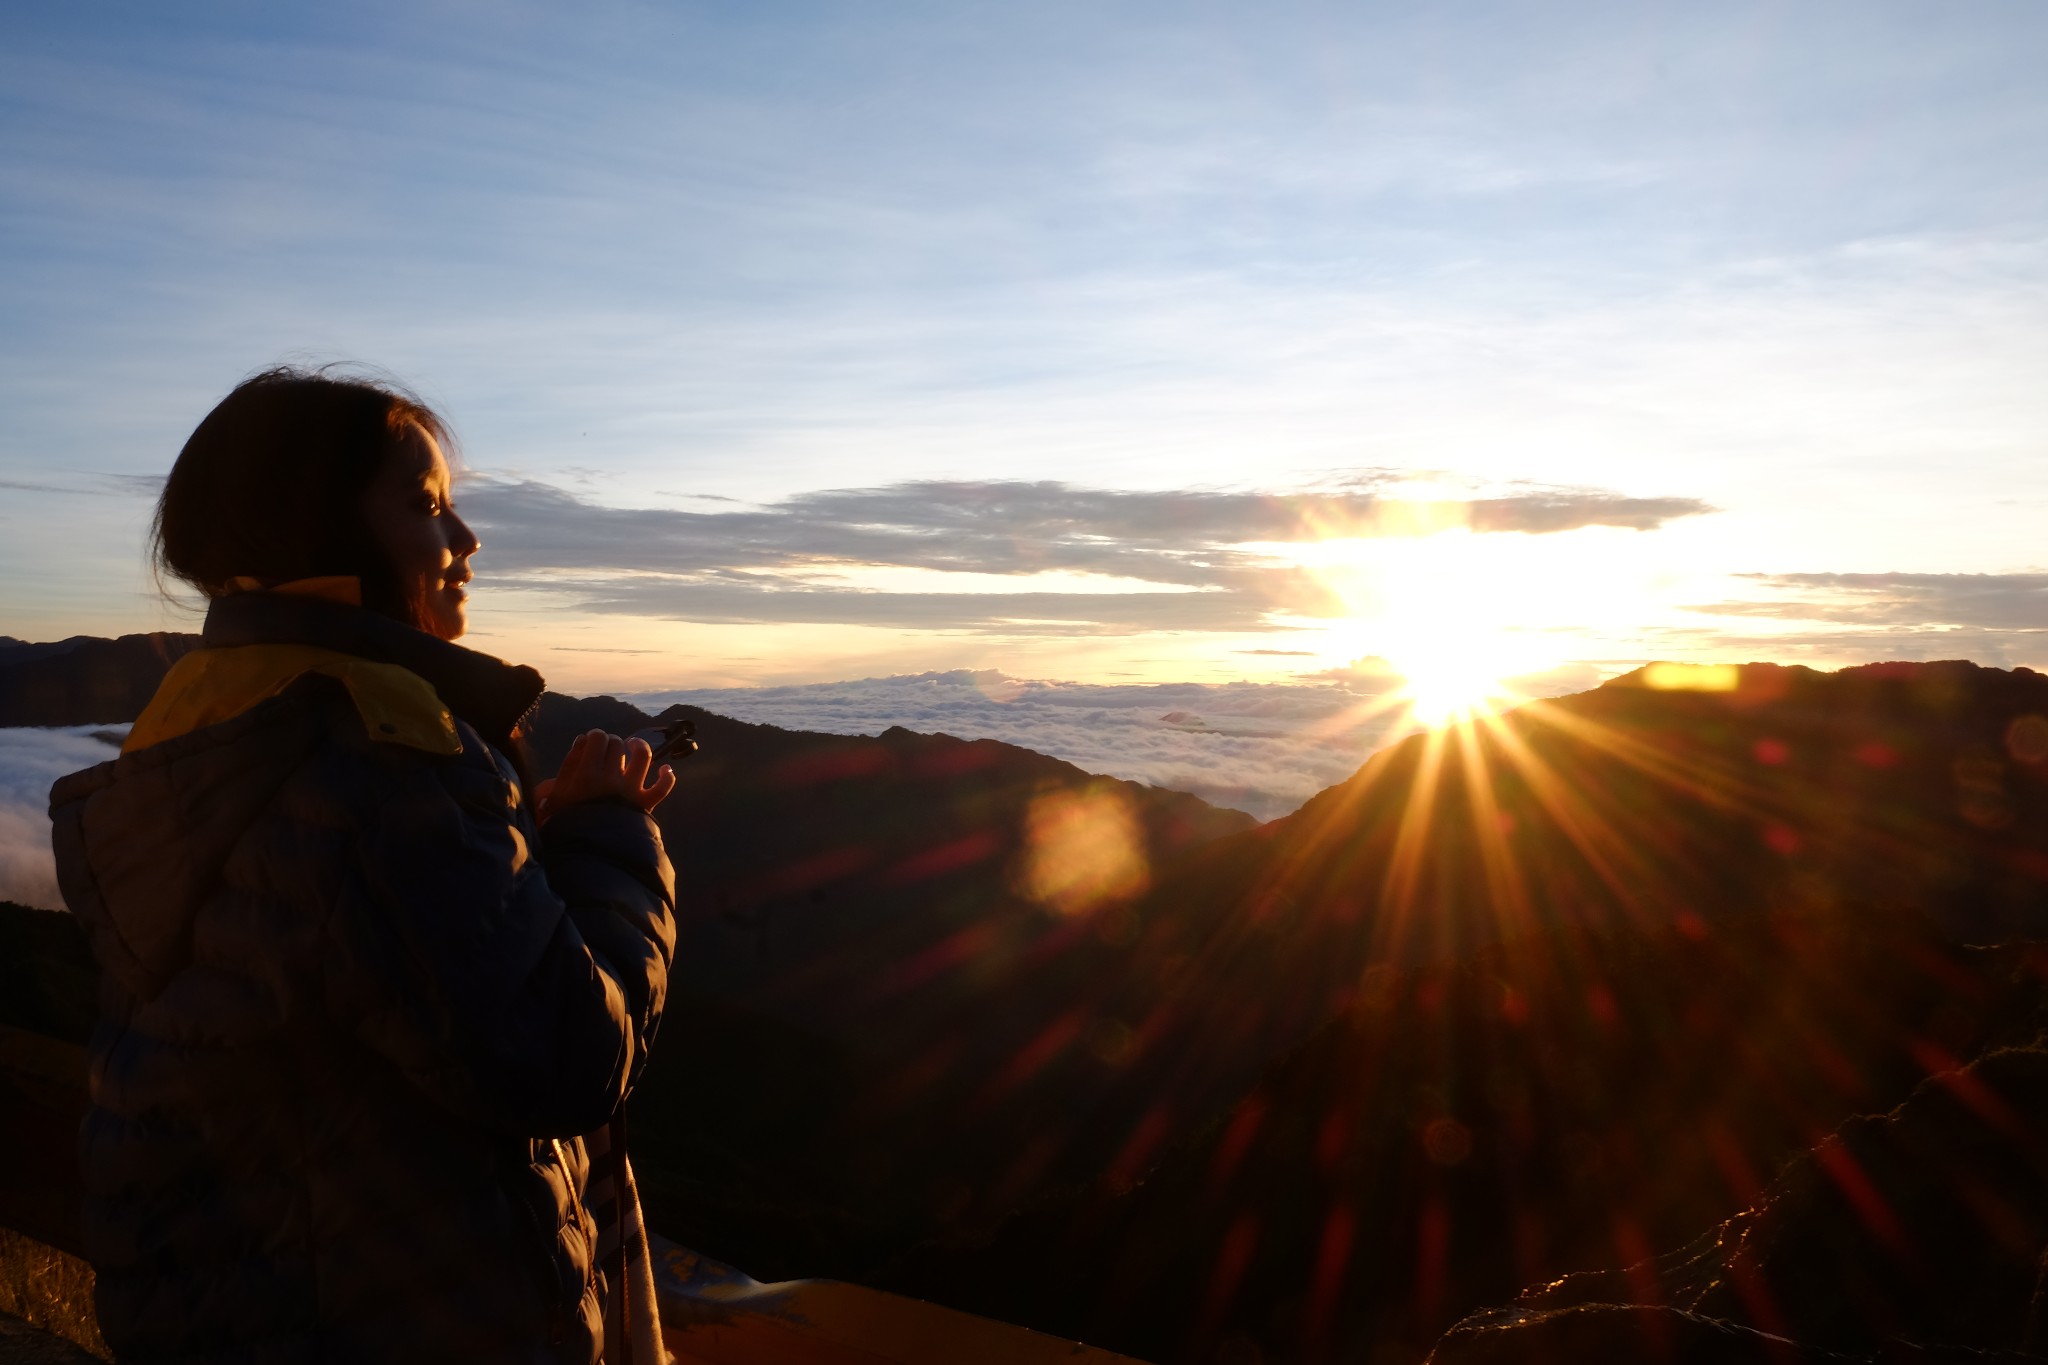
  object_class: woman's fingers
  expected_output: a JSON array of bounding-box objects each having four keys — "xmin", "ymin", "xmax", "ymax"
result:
[
  {"xmin": 620, "ymin": 736, "xmax": 654, "ymax": 790},
  {"xmin": 618, "ymin": 738, "xmax": 678, "ymax": 811},
  {"xmin": 545, "ymin": 731, "xmax": 674, "ymax": 812},
  {"xmin": 559, "ymin": 729, "xmax": 602, "ymax": 780},
  {"xmin": 644, "ymin": 763, "xmax": 677, "ymax": 809},
  {"xmin": 550, "ymin": 729, "xmax": 608, "ymax": 806}
]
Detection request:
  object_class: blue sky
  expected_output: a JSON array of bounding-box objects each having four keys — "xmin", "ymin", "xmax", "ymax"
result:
[{"xmin": 4, "ymin": 1, "xmax": 2048, "ymax": 693}]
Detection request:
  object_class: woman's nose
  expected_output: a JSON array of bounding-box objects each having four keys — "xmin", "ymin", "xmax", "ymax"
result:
[{"xmin": 449, "ymin": 510, "xmax": 481, "ymax": 558}]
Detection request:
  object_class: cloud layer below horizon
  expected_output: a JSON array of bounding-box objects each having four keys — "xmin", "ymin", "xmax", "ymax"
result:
[
  {"xmin": 632, "ymin": 664, "xmax": 1600, "ymax": 819},
  {"xmin": 0, "ymin": 726, "xmax": 123, "ymax": 910}
]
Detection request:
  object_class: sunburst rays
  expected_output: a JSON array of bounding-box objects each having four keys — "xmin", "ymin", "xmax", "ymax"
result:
[{"xmin": 811, "ymin": 661, "xmax": 2047, "ymax": 1360}]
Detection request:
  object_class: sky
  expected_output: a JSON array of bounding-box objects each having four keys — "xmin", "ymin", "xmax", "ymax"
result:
[{"xmin": 5, "ymin": 2, "xmax": 2048, "ymax": 711}]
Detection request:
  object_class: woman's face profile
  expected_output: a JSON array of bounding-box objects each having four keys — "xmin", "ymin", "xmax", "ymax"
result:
[{"xmin": 361, "ymin": 423, "xmax": 480, "ymax": 641}]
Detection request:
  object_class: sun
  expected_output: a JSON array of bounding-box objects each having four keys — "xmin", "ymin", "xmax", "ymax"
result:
[
  {"xmin": 1383, "ymin": 631, "xmax": 1520, "ymax": 727},
  {"xmin": 1281, "ymin": 529, "xmax": 1564, "ymax": 729},
  {"xmin": 1370, "ymin": 591, "xmax": 1556, "ymax": 728}
]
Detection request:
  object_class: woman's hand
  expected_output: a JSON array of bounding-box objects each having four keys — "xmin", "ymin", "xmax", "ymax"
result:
[{"xmin": 532, "ymin": 729, "xmax": 676, "ymax": 824}]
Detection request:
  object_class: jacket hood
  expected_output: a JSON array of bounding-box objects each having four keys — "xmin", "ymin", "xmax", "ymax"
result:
[
  {"xmin": 49, "ymin": 592, "xmax": 546, "ymax": 1003},
  {"xmin": 49, "ymin": 685, "xmax": 337, "ymax": 1003}
]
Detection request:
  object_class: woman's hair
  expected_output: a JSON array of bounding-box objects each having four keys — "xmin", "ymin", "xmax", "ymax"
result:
[{"xmin": 152, "ymin": 366, "xmax": 455, "ymax": 628}]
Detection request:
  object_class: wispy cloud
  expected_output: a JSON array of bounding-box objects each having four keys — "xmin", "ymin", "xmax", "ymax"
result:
[
  {"xmin": 0, "ymin": 474, "xmax": 161, "ymax": 498},
  {"xmin": 1700, "ymin": 573, "xmax": 2048, "ymax": 630},
  {"xmin": 466, "ymin": 475, "xmax": 1709, "ymax": 633}
]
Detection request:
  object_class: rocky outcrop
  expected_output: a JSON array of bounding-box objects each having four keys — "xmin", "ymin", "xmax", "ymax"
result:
[
  {"xmin": 0, "ymin": 1230, "xmax": 106, "ymax": 1362},
  {"xmin": 1429, "ymin": 1029, "xmax": 2048, "ymax": 1363}
]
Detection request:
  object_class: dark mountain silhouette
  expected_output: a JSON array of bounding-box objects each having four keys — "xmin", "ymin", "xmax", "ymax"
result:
[
  {"xmin": 879, "ymin": 907, "xmax": 2047, "ymax": 1363},
  {"xmin": 0, "ymin": 632, "xmax": 199, "ymax": 727},
  {"xmin": 864, "ymin": 661, "xmax": 2048, "ymax": 1361}
]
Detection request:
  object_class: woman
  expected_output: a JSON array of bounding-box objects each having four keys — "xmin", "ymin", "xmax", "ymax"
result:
[{"xmin": 49, "ymin": 367, "xmax": 676, "ymax": 1363}]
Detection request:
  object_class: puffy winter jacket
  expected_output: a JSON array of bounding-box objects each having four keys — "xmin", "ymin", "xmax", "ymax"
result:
[{"xmin": 48, "ymin": 589, "xmax": 675, "ymax": 1364}]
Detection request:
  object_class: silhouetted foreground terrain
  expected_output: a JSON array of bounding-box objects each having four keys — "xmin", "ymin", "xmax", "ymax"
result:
[
  {"xmin": 10, "ymin": 644, "xmax": 2048, "ymax": 1362},
  {"xmin": 882, "ymin": 910, "xmax": 2048, "ymax": 1363},
  {"xmin": 1430, "ymin": 1030, "xmax": 2048, "ymax": 1363},
  {"xmin": 867, "ymin": 661, "xmax": 2048, "ymax": 1361}
]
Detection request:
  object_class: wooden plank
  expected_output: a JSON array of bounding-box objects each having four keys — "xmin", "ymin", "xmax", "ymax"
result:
[{"xmin": 654, "ymin": 1238, "xmax": 1152, "ymax": 1365}]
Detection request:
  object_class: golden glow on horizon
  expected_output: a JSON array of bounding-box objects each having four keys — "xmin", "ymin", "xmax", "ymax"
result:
[{"xmin": 466, "ymin": 519, "xmax": 1779, "ymax": 696}]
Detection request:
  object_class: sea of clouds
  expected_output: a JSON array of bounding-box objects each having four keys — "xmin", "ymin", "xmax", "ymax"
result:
[
  {"xmin": 633, "ymin": 669, "xmax": 1436, "ymax": 820},
  {"xmin": 0, "ymin": 679, "xmax": 1380, "ymax": 911},
  {"xmin": 0, "ymin": 667, "xmax": 1597, "ymax": 911},
  {"xmin": 0, "ymin": 725, "xmax": 124, "ymax": 909}
]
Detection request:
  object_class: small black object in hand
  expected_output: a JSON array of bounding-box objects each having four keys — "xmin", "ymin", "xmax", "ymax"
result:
[{"xmin": 642, "ymin": 717, "xmax": 699, "ymax": 766}]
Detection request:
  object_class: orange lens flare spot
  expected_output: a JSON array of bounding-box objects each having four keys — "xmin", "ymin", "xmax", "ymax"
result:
[
  {"xmin": 1814, "ymin": 1140, "xmax": 1914, "ymax": 1259},
  {"xmin": 2007, "ymin": 715, "xmax": 2048, "ymax": 764},
  {"xmin": 1306, "ymin": 1204, "xmax": 1357, "ymax": 1344},
  {"xmin": 1196, "ymin": 1212, "xmax": 1262, "ymax": 1337},
  {"xmin": 1104, "ymin": 1104, "xmax": 1175, "ymax": 1194},
  {"xmin": 1206, "ymin": 1097, "xmax": 1270, "ymax": 1194},
  {"xmin": 1013, "ymin": 783, "xmax": 1150, "ymax": 916},
  {"xmin": 882, "ymin": 830, "xmax": 1001, "ymax": 887},
  {"xmin": 1413, "ymin": 1198, "xmax": 1451, "ymax": 1323}
]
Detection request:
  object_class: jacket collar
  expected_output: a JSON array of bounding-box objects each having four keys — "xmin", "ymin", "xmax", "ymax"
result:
[{"xmin": 203, "ymin": 589, "xmax": 545, "ymax": 743}]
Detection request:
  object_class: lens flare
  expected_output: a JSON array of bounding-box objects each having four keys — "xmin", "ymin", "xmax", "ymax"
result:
[
  {"xmin": 1643, "ymin": 661, "xmax": 1741, "ymax": 692},
  {"xmin": 1013, "ymin": 783, "xmax": 1150, "ymax": 916}
]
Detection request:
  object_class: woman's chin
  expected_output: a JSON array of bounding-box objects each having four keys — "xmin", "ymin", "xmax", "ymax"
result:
[{"xmin": 426, "ymin": 594, "xmax": 468, "ymax": 641}]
